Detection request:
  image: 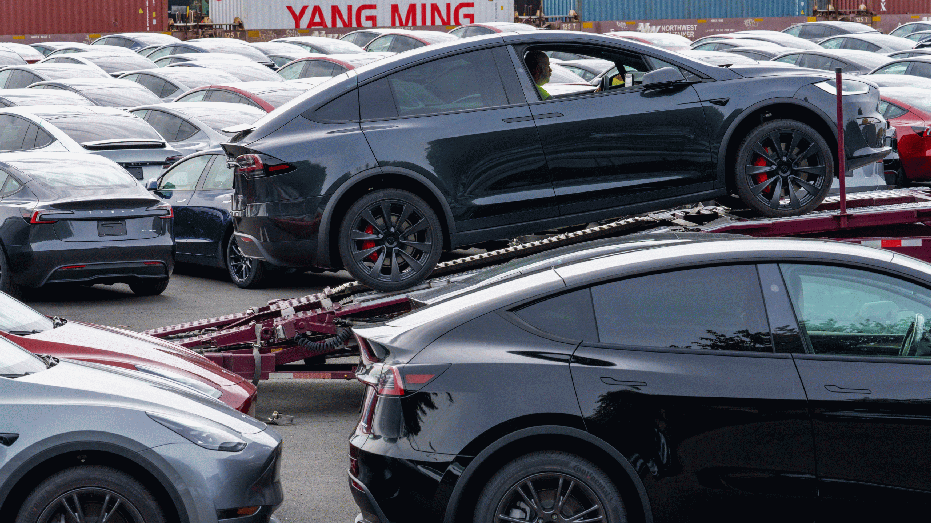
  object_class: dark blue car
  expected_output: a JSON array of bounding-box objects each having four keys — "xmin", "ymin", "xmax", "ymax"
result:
[{"xmin": 148, "ymin": 149, "xmax": 264, "ymax": 287}]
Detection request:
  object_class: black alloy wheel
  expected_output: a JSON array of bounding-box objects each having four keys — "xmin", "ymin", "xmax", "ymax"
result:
[
  {"xmin": 338, "ymin": 189, "xmax": 443, "ymax": 292},
  {"xmin": 227, "ymin": 236, "xmax": 265, "ymax": 289},
  {"xmin": 16, "ymin": 466, "xmax": 166, "ymax": 523},
  {"xmin": 734, "ymin": 120, "xmax": 834, "ymax": 217},
  {"xmin": 474, "ymin": 452, "xmax": 627, "ymax": 523}
]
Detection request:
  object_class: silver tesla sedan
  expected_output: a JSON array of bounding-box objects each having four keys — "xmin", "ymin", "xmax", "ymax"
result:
[{"xmin": 0, "ymin": 335, "xmax": 283, "ymax": 523}]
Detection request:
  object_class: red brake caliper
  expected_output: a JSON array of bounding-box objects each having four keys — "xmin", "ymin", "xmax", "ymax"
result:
[
  {"xmin": 753, "ymin": 151, "xmax": 773, "ymax": 196},
  {"xmin": 362, "ymin": 225, "xmax": 379, "ymax": 262}
]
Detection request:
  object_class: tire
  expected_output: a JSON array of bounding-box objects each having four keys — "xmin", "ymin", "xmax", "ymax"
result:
[
  {"xmin": 338, "ymin": 189, "xmax": 443, "ymax": 292},
  {"xmin": 734, "ymin": 119, "xmax": 834, "ymax": 217},
  {"xmin": 885, "ymin": 166, "xmax": 908, "ymax": 187},
  {"xmin": 128, "ymin": 278, "xmax": 169, "ymax": 296},
  {"xmin": 0, "ymin": 244, "xmax": 22, "ymax": 299},
  {"xmin": 226, "ymin": 236, "xmax": 265, "ymax": 288},
  {"xmin": 474, "ymin": 451, "xmax": 627, "ymax": 523},
  {"xmin": 15, "ymin": 465, "xmax": 166, "ymax": 523}
]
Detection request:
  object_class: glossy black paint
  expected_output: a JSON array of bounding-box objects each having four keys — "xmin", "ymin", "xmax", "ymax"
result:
[
  {"xmin": 349, "ymin": 235, "xmax": 931, "ymax": 523},
  {"xmin": 226, "ymin": 32, "xmax": 888, "ymax": 271},
  {"xmin": 151, "ymin": 151, "xmax": 234, "ymax": 268}
]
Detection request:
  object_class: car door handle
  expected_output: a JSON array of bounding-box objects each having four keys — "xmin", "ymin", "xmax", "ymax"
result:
[
  {"xmin": 0, "ymin": 433, "xmax": 18, "ymax": 446},
  {"xmin": 534, "ymin": 112, "xmax": 564, "ymax": 120},
  {"xmin": 825, "ymin": 384, "xmax": 871, "ymax": 394},
  {"xmin": 502, "ymin": 116, "xmax": 534, "ymax": 123},
  {"xmin": 600, "ymin": 377, "xmax": 647, "ymax": 390}
]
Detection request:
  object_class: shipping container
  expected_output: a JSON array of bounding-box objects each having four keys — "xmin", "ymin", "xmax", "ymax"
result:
[
  {"xmin": 209, "ymin": 0, "xmax": 514, "ymax": 30},
  {"xmin": 812, "ymin": 0, "xmax": 931, "ymax": 14},
  {"xmin": 0, "ymin": 0, "xmax": 168, "ymax": 37},
  {"xmin": 544, "ymin": 0, "xmax": 807, "ymax": 21}
]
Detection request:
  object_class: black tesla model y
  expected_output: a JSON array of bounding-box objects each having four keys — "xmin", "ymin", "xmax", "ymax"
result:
[{"xmin": 224, "ymin": 31, "xmax": 890, "ymax": 291}]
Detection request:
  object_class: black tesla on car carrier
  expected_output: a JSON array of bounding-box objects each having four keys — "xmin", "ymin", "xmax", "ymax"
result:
[{"xmin": 224, "ymin": 31, "xmax": 890, "ymax": 292}]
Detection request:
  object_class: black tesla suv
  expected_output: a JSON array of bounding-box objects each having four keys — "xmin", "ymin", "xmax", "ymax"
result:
[
  {"xmin": 349, "ymin": 233, "xmax": 931, "ymax": 523},
  {"xmin": 223, "ymin": 31, "xmax": 890, "ymax": 291}
]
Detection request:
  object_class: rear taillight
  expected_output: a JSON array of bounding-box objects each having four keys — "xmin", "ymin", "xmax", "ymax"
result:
[
  {"xmin": 374, "ymin": 363, "xmax": 449, "ymax": 397},
  {"xmin": 376, "ymin": 366, "xmax": 405, "ymax": 396},
  {"xmin": 358, "ymin": 388, "xmax": 378, "ymax": 434},
  {"xmin": 349, "ymin": 443, "xmax": 361, "ymax": 477},
  {"xmin": 912, "ymin": 125, "xmax": 931, "ymax": 137},
  {"xmin": 147, "ymin": 202, "xmax": 173, "ymax": 219},
  {"xmin": 235, "ymin": 153, "xmax": 294, "ymax": 179},
  {"xmin": 163, "ymin": 155, "xmax": 182, "ymax": 168},
  {"xmin": 22, "ymin": 208, "xmax": 72, "ymax": 224}
]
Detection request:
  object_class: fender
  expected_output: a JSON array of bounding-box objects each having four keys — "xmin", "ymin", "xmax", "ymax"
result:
[
  {"xmin": 715, "ymin": 97, "xmax": 836, "ymax": 186},
  {"xmin": 0, "ymin": 433, "xmax": 192, "ymax": 523},
  {"xmin": 316, "ymin": 166, "xmax": 457, "ymax": 267},
  {"xmin": 441, "ymin": 424, "xmax": 653, "ymax": 523}
]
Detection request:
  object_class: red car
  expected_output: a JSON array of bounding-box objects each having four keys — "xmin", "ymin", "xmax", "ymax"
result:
[
  {"xmin": 174, "ymin": 81, "xmax": 317, "ymax": 112},
  {"xmin": 879, "ymin": 86, "xmax": 931, "ymax": 185},
  {"xmin": 0, "ymin": 295, "xmax": 257, "ymax": 414},
  {"xmin": 276, "ymin": 53, "xmax": 390, "ymax": 81}
]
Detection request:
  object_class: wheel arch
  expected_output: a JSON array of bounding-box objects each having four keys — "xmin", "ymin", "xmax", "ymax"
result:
[
  {"xmin": 719, "ymin": 99, "xmax": 838, "ymax": 194},
  {"xmin": 217, "ymin": 224, "xmax": 235, "ymax": 267},
  {"xmin": 318, "ymin": 167, "xmax": 455, "ymax": 269},
  {"xmin": 443, "ymin": 423, "xmax": 652, "ymax": 523},
  {"xmin": 0, "ymin": 441, "xmax": 187, "ymax": 523}
]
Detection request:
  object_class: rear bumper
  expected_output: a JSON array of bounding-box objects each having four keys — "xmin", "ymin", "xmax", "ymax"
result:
[
  {"xmin": 233, "ymin": 232, "xmax": 321, "ymax": 268},
  {"xmin": 7, "ymin": 238, "xmax": 174, "ymax": 288},
  {"xmin": 349, "ymin": 473, "xmax": 392, "ymax": 523}
]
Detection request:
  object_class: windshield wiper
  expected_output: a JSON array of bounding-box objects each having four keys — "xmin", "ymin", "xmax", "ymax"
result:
[
  {"xmin": 52, "ymin": 317, "xmax": 67, "ymax": 328},
  {"xmin": 9, "ymin": 330, "xmax": 42, "ymax": 335},
  {"xmin": 36, "ymin": 354, "xmax": 59, "ymax": 369}
]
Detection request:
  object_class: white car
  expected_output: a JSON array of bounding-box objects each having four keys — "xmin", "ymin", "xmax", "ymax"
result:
[
  {"xmin": 0, "ymin": 105, "xmax": 179, "ymax": 182},
  {"xmin": 129, "ymin": 102, "xmax": 266, "ymax": 157}
]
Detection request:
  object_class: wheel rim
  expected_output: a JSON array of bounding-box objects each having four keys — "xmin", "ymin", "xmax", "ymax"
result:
[
  {"xmin": 36, "ymin": 486, "xmax": 146, "ymax": 523},
  {"xmin": 745, "ymin": 128, "xmax": 828, "ymax": 211},
  {"xmin": 348, "ymin": 198, "xmax": 435, "ymax": 284},
  {"xmin": 494, "ymin": 472, "xmax": 607, "ymax": 523},
  {"xmin": 227, "ymin": 239, "xmax": 255, "ymax": 283}
]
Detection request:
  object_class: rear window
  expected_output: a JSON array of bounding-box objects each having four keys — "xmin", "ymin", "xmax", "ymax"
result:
[
  {"xmin": 47, "ymin": 114, "xmax": 163, "ymax": 144},
  {"xmin": 10, "ymin": 156, "xmax": 137, "ymax": 187},
  {"xmin": 79, "ymin": 86, "xmax": 160, "ymax": 107}
]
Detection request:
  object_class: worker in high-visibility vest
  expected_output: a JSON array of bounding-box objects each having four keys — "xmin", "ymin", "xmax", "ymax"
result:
[{"xmin": 525, "ymin": 50, "xmax": 552, "ymax": 100}]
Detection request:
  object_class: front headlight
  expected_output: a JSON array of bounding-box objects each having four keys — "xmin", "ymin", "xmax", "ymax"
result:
[
  {"xmin": 148, "ymin": 411, "xmax": 247, "ymax": 452},
  {"xmin": 814, "ymin": 79, "xmax": 871, "ymax": 96}
]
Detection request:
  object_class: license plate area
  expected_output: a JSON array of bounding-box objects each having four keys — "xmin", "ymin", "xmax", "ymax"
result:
[{"xmin": 98, "ymin": 220, "xmax": 127, "ymax": 237}]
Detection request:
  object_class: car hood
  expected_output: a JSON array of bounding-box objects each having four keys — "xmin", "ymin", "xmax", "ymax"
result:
[
  {"xmin": 18, "ymin": 358, "xmax": 265, "ymax": 434},
  {"xmin": 10, "ymin": 321, "xmax": 246, "ymax": 389}
]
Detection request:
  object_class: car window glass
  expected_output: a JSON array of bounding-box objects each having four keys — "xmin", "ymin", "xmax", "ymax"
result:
[
  {"xmin": 909, "ymin": 60, "xmax": 931, "ymax": 78},
  {"xmin": 884, "ymin": 101, "xmax": 908, "ymax": 119},
  {"xmin": 32, "ymin": 125, "xmax": 54, "ymax": 148},
  {"xmin": 209, "ymin": 90, "xmax": 246, "ymax": 104},
  {"xmin": 148, "ymin": 47, "xmax": 173, "ymax": 60},
  {"xmin": 1, "ymin": 175, "xmax": 22, "ymax": 196},
  {"xmin": 512, "ymin": 288, "xmax": 597, "ymax": 342},
  {"xmin": 449, "ymin": 27, "xmax": 467, "ymax": 37},
  {"xmin": 845, "ymin": 39, "xmax": 880, "ymax": 52},
  {"xmin": 692, "ymin": 43, "xmax": 718, "ymax": 51},
  {"xmin": 175, "ymin": 118, "xmax": 199, "ymax": 141},
  {"xmin": 0, "ymin": 115, "xmax": 30, "ymax": 151},
  {"xmin": 10, "ymin": 70, "xmax": 39, "ymax": 89},
  {"xmin": 0, "ymin": 70, "xmax": 12, "ymax": 88},
  {"xmin": 820, "ymin": 37, "xmax": 844, "ymax": 49},
  {"xmin": 314, "ymin": 89, "xmax": 359, "ymax": 122},
  {"xmin": 800, "ymin": 25, "xmax": 827, "ymax": 39},
  {"xmin": 784, "ymin": 25, "xmax": 803, "ymax": 37},
  {"xmin": 0, "ymin": 336, "xmax": 47, "ymax": 376},
  {"xmin": 391, "ymin": 36, "xmax": 423, "ymax": 53},
  {"xmin": 277, "ymin": 62, "xmax": 304, "ymax": 80},
  {"xmin": 144, "ymin": 110, "xmax": 183, "ymax": 141},
  {"xmin": 774, "ymin": 53, "xmax": 802, "ymax": 65},
  {"xmin": 176, "ymin": 90, "xmax": 207, "ymax": 102},
  {"xmin": 385, "ymin": 49, "xmax": 507, "ymax": 117},
  {"xmin": 874, "ymin": 61, "xmax": 910, "ymax": 75},
  {"xmin": 360, "ymin": 77, "xmax": 398, "ymax": 120},
  {"xmin": 800, "ymin": 53, "xmax": 833, "ymax": 70},
  {"xmin": 303, "ymin": 61, "xmax": 339, "ymax": 77},
  {"xmin": 158, "ymin": 154, "xmax": 210, "ymax": 190},
  {"xmin": 781, "ymin": 264, "xmax": 931, "ymax": 358},
  {"xmin": 366, "ymin": 35, "xmax": 394, "ymax": 53},
  {"xmin": 201, "ymin": 155, "xmax": 234, "ymax": 190},
  {"xmin": 590, "ymin": 265, "xmax": 772, "ymax": 352}
]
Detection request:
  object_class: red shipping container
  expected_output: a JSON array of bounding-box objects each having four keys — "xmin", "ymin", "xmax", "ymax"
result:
[
  {"xmin": 0, "ymin": 0, "xmax": 168, "ymax": 37},
  {"xmin": 814, "ymin": 0, "xmax": 931, "ymax": 14}
]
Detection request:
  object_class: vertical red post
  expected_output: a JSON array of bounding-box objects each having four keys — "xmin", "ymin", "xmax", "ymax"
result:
[{"xmin": 835, "ymin": 67, "xmax": 847, "ymax": 215}]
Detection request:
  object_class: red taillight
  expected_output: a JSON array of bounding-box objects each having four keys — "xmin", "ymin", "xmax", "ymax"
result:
[
  {"xmin": 236, "ymin": 154, "xmax": 264, "ymax": 177},
  {"xmin": 28, "ymin": 210, "xmax": 57, "ymax": 224},
  {"xmin": 349, "ymin": 444, "xmax": 360, "ymax": 477},
  {"xmin": 163, "ymin": 155, "xmax": 182, "ymax": 169},
  {"xmin": 358, "ymin": 389, "xmax": 378, "ymax": 434},
  {"xmin": 61, "ymin": 265, "xmax": 86, "ymax": 270},
  {"xmin": 376, "ymin": 366, "xmax": 404, "ymax": 396},
  {"xmin": 143, "ymin": 261, "xmax": 162, "ymax": 266},
  {"xmin": 147, "ymin": 203, "xmax": 173, "ymax": 219}
]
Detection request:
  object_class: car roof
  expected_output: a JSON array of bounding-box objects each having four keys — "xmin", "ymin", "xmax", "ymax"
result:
[
  {"xmin": 0, "ymin": 88, "xmax": 94, "ymax": 105},
  {"xmin": 806, "ymin": 20, "xmax": 879, "ymax": 31},
  {"xmin": 198, "ymin": 81, "xmax": 307, "ymax": 94},
  {"xmin": 0, "ymin": 150, "xmax": 118, "ymax": 166},
  {"xmin": 133, "ymin": 101, "xmax": 265, "ymax": 120},
  {"xmin": 125, "ymin": 66, "xmax": 239, "ymax": 82}
]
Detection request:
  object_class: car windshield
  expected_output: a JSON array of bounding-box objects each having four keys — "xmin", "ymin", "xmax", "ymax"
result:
[
  {"xmin": 0, "ymin": 336, "xmax": 47, "ymax": 377},
  {"xmin": 0, "ymin": 292, "xmax": 53, "ymax": 334},
  {"xmin": 46, "ymin": 113, "xmax": 164, "ymax": 144},
  {"xmin": 10, "ymin": 156, "xmax": 138, "ymax": 187}
]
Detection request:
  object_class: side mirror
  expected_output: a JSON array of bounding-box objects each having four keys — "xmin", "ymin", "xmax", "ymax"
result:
[
  {"xmin": 641, "ymin": 67, "xmax": 687, "ymax": 90},
  {"xmin": 145, "ymin": 179, "xmax": 159, "ymax": 191}
]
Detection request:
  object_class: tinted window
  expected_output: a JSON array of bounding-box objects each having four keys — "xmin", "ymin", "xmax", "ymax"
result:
[
  {"xmin": 51, "ymin": 114, "xmax": 163, "ymax": 144},
  {"xmin": 209, "ymin": 90, "xmax": 247, "ymax": 104},
  {"xmin": 158, "ymin": 154, "xmax": 210, "ymax": 190},
  {"xmin": 800, "ymin": 25, "xmax": 827, "ymax": 39},
  {"xmin": 781, "ymin": 264, "xmax": 931, "ymax": 357},
  {"xmin": 314, "ymin": 89, "xmax": 359, "ymax": 122},
  {"xmin": 0, "ymin": 70, "xmax": 12, "ymax": 89},
  {"xmin": 0, "ymin": 174, "xmax": 21, "ymax": 196},
  {"xmin": 176, "ymin": 90, "xmax": 207, "ymax": 102},
  {"xmin": 277, "ymin": 62, "xmax": 304, "ymax": 80},
  {"xmin": 201, "ymin": 155, "xmax": 234, "ymax": 190},
  {"xmin": 175, "ymin": 118, "xmax": 199, "ymax": 141},
  {"xmin": 8, "ymin": 70, "xmax": 40, "ymax": 89},
  {"xmin": 0, "ymin": 115, "xmax": 30, "ymax": 151},
  {"xmin": 512, "ymin": 288, "xmax": 597, "ymax": 341},
  {"xmin": 844, "ymin": 38, "xmax": 880, "ymax": 52},
  {"xmin": 449, "ymin": 27, "xmax": 467, "ymax": 37},
  {"xmin": 591, "ymin": 265, "xmax": 772, "ymax": 351},
  {"xmin": 391, "ymin": 36, "xmax": 423, "ymax": 53},
  {"xmin": 303, "ymin": 61, "xmax": 339, "ymax": 78},
  {"xmin": 784, "ymin": 25, "xmax": 803, "ymax": 37},
  {"xmin": 820, "ymin": 37, "xmax": 844, "ymax": 49},
  {"xmin": 143, "ymin": 109, "xmax": 184, "ymax": 141},
  {"xmin": 882, "ymin": 101, "xmax": 908, "ymax": 119},
  {"xmin": 366, "ymin": 35, "xmax": 394, "ymax": 53},
  {"xmin": 909, "ymin": 61, "xmax": 931, "ymax": 78},
  {"xmin": 132, "ymin": 73, "xmax": 172, "ymax": 97},
  {"xmin": 873, "ymin": 61, "xmax": 910, "ymax": 75},
  {"xmin": 385, "ymin": 49, "xmax": 507, "ymax": 117},
  {"xmin": 31, "ymin": 125, "xmax": 53, "ymax": 149},
  {"xmin": 360, "ymin": 78, "xmax": 398, "ymax": 120}
]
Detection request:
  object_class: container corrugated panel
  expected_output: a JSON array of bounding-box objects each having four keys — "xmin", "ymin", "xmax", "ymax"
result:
[
  {"xmin": 812, "ymin": 0, "xmax": 931, "ymax": 14},
  {"xmin": 0, "ymin": 0, "xmax": 167, "ymax": 36},
  {"xmin": 544, "ymin": 0, "xmax": 803, "ymax": 21},
  {"xmin": 209, "ymin": 0, "xmax": 513, "ymax": 29}
]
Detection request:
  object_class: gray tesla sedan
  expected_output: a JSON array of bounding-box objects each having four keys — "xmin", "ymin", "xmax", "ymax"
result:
[{"xmin": 0, "ymin": 335, "xmax": 283, "ymax": 523}]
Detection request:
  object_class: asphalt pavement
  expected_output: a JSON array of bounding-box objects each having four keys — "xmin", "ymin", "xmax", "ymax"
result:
[{"xmin": 27, "ymin": 263, "xmax": 361, "ymax": 523}]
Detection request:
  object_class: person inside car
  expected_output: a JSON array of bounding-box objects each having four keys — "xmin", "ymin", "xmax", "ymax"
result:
[{"xmin": 525, "ymin": 50, "xmax": 552, "ymax": 100}]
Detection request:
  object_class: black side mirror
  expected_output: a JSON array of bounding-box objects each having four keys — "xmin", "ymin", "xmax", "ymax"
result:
[
  {"xmin": 145, "ymin": 179, "xmax": 159, "ymax": 191},
  {"xmin": 641, "ymin": 67, "xmax": 687, "ymax": 90}
]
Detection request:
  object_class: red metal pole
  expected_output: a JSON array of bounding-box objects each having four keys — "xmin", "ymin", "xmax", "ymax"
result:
[{"xmin": 836, "ymin": 67, "xmax": 847, "ymax": 215}]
